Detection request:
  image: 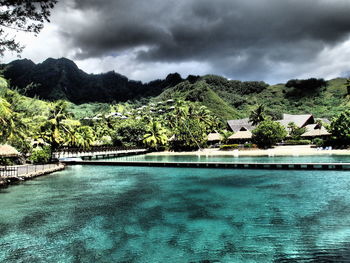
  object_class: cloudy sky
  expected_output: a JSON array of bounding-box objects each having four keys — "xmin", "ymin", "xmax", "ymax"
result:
[{"xmin": 3, "ymin": 0, "xmax": 350, "ymax": 84}]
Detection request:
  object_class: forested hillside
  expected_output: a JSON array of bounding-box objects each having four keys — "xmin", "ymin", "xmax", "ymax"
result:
[
  {"xmin": 156, "ymin": 75, "xmax": 350, "ymax": 119},
  {"xmin": 2, "ymin": 58, "xmax": 350, "ymax": 120}
]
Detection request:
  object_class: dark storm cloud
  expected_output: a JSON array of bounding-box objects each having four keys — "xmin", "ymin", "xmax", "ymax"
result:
[{"xmin": 57, "ymin": 0, "xmax": 350, "ymax": 81}]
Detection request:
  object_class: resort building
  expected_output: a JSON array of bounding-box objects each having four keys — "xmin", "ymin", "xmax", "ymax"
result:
[
  {"xmin": 207, "ymin": 133, "xmax": 222, "ymax": 145},
  {"xmin": 277, "ymin": 114, "xmax": 314, "ymax": 129},
  {"xmin": 300, "ymin": 123, "xmax": 331, "ymax": 139},
  {"xmin": 277, "ymin": 114, "xmax": 331, "ymax": 139},
  {"xmin": 226, "ymin": 114, "xmax": 331, "ymax": 143},
  {"xmin": 0, "ymin": 145, "xmax": 20, "ymax": 165},
  {"xmin": 228, "ymin": 130, "xmax": 253, "ymax": 144},
  {"xmin": 227, "ymin": 118, "xmax": 255, "ymax": 132}
]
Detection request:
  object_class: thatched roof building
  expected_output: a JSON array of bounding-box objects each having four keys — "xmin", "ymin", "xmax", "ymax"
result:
[
  {"xmin": 227, "ymin": 118, "xmax": 255, "ymax": 132},
  {"xmin": 278, "ymin": 114, "xmax": 314, "ymax": 128},
  {"xmin": 228, "ymin": 131, "xmax": 253, "ymax": 140},
  {"xmin": 207, "ymin": 133, "xmax": 222, "ymax": 142},
  {"xmin": 0, "ymin": 145, "xmax": 20, "ymax": 157},
  {"xmin": 301, "ymin": 124, "xmax": 331, "ymax": 138}
]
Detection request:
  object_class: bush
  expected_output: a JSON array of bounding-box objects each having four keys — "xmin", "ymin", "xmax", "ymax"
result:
[
  {"xmin": 243, "ymin": 143, "xmax": 254, "ymax": 148},
  {"xmin": 329, "ymin": 109, "xmax": 350, "ymax": 146},
  {"xmin": 220, "ymin": 144, "xmax": 239, "ymax": 150},
  {"xmin": 284, "ymin": 140, "xmax": 311, "ymax": 145},
  {"xmin": 252, "ymin": 120, "xmax": 287, "ymax": 149},
  {"xmin": 312, "ymin": 138, "xmax": 324, "ymax": 147},
  {"xmin": 29, "ymin": 146, "xmax": 51, "ymax": 164}
]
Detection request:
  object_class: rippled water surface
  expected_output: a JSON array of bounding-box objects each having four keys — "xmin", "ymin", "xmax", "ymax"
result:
[{"xmin": 1, "ymin": 165, "xmax": 350, "ymax": 262}]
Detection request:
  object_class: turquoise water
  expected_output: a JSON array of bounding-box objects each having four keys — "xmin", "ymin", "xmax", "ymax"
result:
[
  {"xmin": 1, "ymin": 165, "xmax": 350, "ymax": 262},
  {"xmin": 112, "ymin": 154, "xmax": 350, "ymax": 163}
]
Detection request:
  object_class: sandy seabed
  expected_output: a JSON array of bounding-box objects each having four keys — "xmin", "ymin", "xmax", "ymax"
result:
[{"xmin": 147, "ymin": 145, "xmax": 350, "ymax": 157}]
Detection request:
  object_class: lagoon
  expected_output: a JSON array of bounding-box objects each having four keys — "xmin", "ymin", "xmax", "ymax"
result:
[{"xmin": 1, "ymin": 163, "xmax": 350, "ymax": 262}]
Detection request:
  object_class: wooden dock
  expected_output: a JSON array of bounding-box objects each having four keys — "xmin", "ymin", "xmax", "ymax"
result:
[
  {"xmin": 56, "ymin": 149, "xmax": 148, "ymax": 160},
  {"xmin": 61, "ymin": 160, "xmax": 350, "ymax": 171}
]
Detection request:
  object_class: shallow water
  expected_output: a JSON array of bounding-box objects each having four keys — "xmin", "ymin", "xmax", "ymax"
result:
[
  {"xmin": 113, "ymin": 154, "xmax": 350, "ymax": 163},
  {"xmin": 1, "ymin": 165, "xmax": 350, "ymax": 262}
]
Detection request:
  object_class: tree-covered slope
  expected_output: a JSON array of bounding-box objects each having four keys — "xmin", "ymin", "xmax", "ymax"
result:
[
  {"xmin": 156, "ymin": 75, "xmax": 349, "ymax": 119},
  {"xmin": 157, "ymin": 79, "xmax": 240, "ymax": 120}
]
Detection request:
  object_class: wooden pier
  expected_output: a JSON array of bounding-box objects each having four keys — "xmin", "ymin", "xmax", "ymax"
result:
[
  {"xmin": 61, "ymin": 160, "xmax": 350, "ymax": 171},
  {"xmin": 56, "ymin": 149, "xmax": 148, "ymax": 160}
]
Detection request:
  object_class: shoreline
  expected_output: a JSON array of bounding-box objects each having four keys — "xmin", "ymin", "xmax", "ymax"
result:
[{"xmin": 147, "ymin": 145, "xmax": 350, "ymax": 157}]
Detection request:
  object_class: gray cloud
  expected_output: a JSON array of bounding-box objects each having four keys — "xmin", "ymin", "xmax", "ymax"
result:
[{"xmin": 10, "ymin": 0, "xmax": 350, "ymax": 83}]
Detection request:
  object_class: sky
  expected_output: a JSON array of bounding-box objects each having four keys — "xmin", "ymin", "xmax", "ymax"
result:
[{"xmin": 3, "ymin": 0, "xmax": 350, "ymax": 84}]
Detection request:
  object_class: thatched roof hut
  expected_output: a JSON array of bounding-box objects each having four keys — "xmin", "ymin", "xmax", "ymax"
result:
[
  {"xmin": 227, "ymin": 118, "xmax": 255, "ymax": 132},
  {"xmin": 207, "ymin": 133, "xmax": 222, "ymax": 142},
  {"xmin": 0, "ymin": 145, "xmax": 20, "ymax": 157},
  {"xmin": 278, "ymin": 114, "xmax": 314, "ymax": 128},
  {"xmin": 301, "ymin": 124, "xmax": 331, "ymax": 138},
  {"xmin": 228, "ymin": 131, "xmax": 253, "ymax": 140}
]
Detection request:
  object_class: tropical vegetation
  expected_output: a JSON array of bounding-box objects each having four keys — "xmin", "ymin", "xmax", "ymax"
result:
[
  {"xmin": 2, "ymin": 63, "xmax": 350, "ymax": 164},
  {"xmin": 252, "ymin": 120, "xmax": 287, "ymax": 149}
]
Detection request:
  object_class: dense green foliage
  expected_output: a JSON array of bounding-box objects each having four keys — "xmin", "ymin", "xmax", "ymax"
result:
[
  {"xmin": 1, "ymin": 75, "xmax": 226, "ymax": 161},
  {"xmin": 287, "ymin": 122, "xmax": 306, "ymax": 140},
  {"xmin": 252, "ymin": 120, "xmax": 287, "ymax": 148},
  {"xmin": 329, "ymin": 110, "xmax": 350, "ymax": 145},
  {"xmin": 112, "ymin": 119, "xmax": 148, "ymax": 147},
  {"xmin": 143, "ymin": 122, "xmax": 168, "ymax": 150},
  {"xmin": 29, "ymin": 146, "xmax": 52, "ymax": 164},
  {"xmin": 220, "ymin": 144, "xmax": 239, "ymax": 150},
  {"xmin": 158, "ymin": 75, "xmax": 349, "ymax": 120},
  {"xmin": 157, "ymin": 79, "xmax": 240, "ymax": 121},
  {"xmin": 249, "ymin": 104, "xmax": 266, "ymax": 126}
]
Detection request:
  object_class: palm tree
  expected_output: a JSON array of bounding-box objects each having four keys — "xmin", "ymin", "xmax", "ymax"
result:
[
  {"xmin": 143, "ymin": 121, "xmax": 168, "ymax": 150},
  {"xmin": 220, "ymin": 130, "xmax": 233, "ymax": 144},
  {"xmin": 0, "ymin": 97, "xmax": 11, "ymax": 125},
  {"xmin": 0, "ymin": 97, "xmax": 29, "ymax": 145},
  {"xmin": 46, "ymin": 100, "xmax": 71, "ymax": 150},
  {"xmin": 249, "ymin": 104, "xmax": 266, "ymax": 126},
  {"xmin": 0, "ymin": 97, "xmax": 14, "ymax": 143},
  {"xmin": 192, "ymin": 104, "xmax": 221, "ymax": 132},
  {"xmin": 66, "ymin": 125, "xmax": 95, "ymax": 149}
]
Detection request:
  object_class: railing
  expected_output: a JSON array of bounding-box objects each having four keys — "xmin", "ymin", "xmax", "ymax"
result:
[
  {"xmin": 53, "ymin": 146, "xmax": 147, "ymax": 159},
  {"xmin": 0, "ymin": 163, "xmax": 61, "ymax": 178},
  {"xmin": 56, "ymin": 146, "xmax": 143, "ymax": 153}
]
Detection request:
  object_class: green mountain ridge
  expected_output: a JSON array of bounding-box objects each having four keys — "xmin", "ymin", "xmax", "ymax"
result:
[
  {"xmin": 2, "ymin": 58, "xmax": 350, "ymax": 120},
  {"xmin": 157, "ymin": 75, "xmax": 350, "ymax": 120}
]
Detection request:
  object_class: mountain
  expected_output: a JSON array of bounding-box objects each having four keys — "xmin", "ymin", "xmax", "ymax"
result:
[
  {"xmin": 156, "ymin": 75, "xmax": 350, "ymax": 119},
  {"xmin": 2, "ymin": 57, "xmax": 350, "ymax": 120},
  {"xmin": 1, "ymin": 58, "xmax": 184, "ymax": 104}
]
